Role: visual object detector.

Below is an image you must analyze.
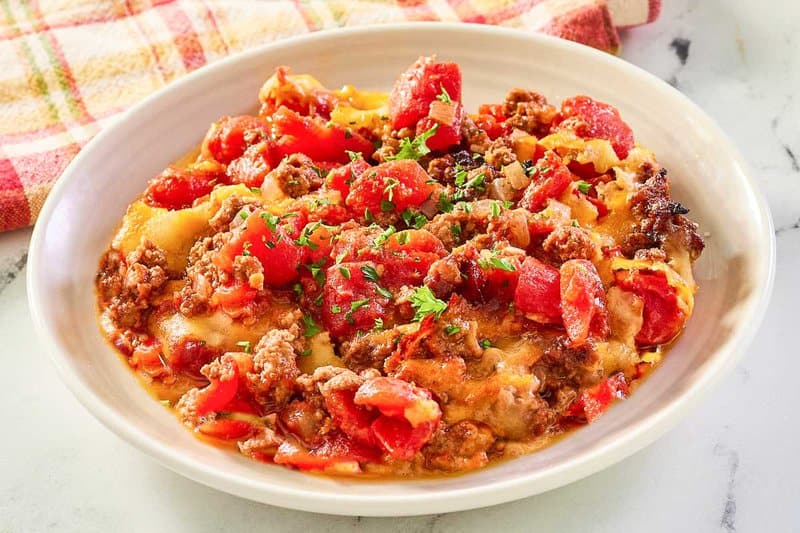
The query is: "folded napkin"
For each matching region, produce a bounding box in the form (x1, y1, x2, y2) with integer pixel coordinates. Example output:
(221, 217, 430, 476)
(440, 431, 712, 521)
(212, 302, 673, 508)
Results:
(0, 0, 660, 232)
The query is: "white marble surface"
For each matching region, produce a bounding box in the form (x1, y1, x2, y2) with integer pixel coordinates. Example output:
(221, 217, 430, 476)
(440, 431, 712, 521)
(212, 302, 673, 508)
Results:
(2, 1, 799, 531)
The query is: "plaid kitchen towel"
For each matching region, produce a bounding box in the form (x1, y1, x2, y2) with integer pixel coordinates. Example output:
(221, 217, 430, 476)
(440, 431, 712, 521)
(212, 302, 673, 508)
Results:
(0, 0, 660, 232)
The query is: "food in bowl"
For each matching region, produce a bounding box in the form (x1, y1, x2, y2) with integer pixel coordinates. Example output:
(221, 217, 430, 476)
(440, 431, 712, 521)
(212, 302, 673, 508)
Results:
(96, 56, 704, 477)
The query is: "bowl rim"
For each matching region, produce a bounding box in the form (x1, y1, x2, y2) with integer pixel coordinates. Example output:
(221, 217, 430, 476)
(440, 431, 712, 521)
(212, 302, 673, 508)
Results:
(27, 22, 776, 516)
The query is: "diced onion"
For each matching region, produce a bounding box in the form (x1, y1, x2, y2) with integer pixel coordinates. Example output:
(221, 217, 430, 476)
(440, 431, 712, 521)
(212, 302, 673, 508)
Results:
(419, 198, 438, 218)
(502, 161, 530, 190)
(429, 100, 456, 127)
(488, 178, 514, 201)
(507, 209, 531, 248)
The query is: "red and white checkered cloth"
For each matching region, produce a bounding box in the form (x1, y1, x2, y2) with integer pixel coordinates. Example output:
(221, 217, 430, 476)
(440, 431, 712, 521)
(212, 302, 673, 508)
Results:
(0, 0, 660, 232)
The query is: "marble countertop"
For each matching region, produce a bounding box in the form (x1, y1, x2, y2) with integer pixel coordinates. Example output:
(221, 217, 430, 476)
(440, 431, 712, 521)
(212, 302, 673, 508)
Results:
(2, 1, 798, 531)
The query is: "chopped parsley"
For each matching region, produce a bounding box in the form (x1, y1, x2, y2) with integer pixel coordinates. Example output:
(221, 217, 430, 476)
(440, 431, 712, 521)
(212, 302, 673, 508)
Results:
(304, 258, 327, 285)
(444, 324, 461, 336)
(339, 266, 351, 280)
(239, 210, 249, 220)
(350, 298, 370, 312)
(301, 348, 312, 357)
(375, 285, 393, 299)
(364, 208, 375, 223)
(346, 150, 362, 162)
(258, 211, 281, 233)
(331, 304, 342, 314)
(334, 251, 347, 264)
(387, 123, 439, 161)
(235, 340, 251, 353)
(372, 225, 396, 248)
(479, 253, 517, 272)
(450, 224, 462, 238)
(295, 222, 322, 250)
(373, 317, 385, 331)
(360, 265, 380, 282)
(242, 241, 252, 257)
(249, 186, 261, 194)
(409, 286, 448, 322)
(437, 192, 454, 213)
(380, 199, 396, 212)
(383, 177, 400, 202)
(490, 201, 501, 219)
(292, 283, 303, 298)
(453, 172, 486, 201)
(401, 208, 427, 229)
(436, 84, 452, 104)
(479, 339, 493, 349)
(395, 231, 410, 245)
(302, 315, 321, 337)
(576, 180, 592, 194)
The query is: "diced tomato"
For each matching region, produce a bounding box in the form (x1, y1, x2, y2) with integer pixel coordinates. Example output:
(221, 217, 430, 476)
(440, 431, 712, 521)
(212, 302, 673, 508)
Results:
(560, 259, 609, 346)
(323, 389, 376, 445)
(332, 228, 446, 288)
(144, 166, 221, 210)
(259, 66, 339, 119)
(214, 210, 308, 288)
(553, 96, 635, 159)
(326, 157, 371, 199)
(370, 415, 435, 461)
(167, 337, 221, 377)
(459, 246, 521, 304)
(195, 356, 240, 416)
(209, 282, 258, 309)
(565, 373, 628, 423)
(197, 418, 255, 440)
(128, 338, 169, 379)
(615, 270, 687, 346)
(272, 107, 375, 164)
(225, 142, 273, 188)
(354, 377, 441, 461)
(473, 112, 509, 140)
(478, 103, 506, 121)
(346, 160, 437, 217)
(519, 151, 573, 212)
(415, 101, 464, 152)
(389, 57, 462, 129)
(514, 256, 562, 324)
(354, 377, 434, 420)
(203, 115, 271, 165)
(321, 261, 392, 338)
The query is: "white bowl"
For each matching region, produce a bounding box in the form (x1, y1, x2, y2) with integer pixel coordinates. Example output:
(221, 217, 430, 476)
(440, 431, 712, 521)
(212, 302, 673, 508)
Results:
(27, 23, 775, 516)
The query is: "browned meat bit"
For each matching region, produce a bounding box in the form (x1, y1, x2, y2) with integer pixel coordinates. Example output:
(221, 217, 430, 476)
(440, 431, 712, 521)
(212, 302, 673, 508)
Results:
(536, 336, 603, 390)
(460, 115, 491, 154)
(423, 420, 495, 472)
(622, 168, 705, 258)
(427, 154, 456, 184)
(483, 136, 517, 168)
(424, 254, 464, 298)
(179, 232, 233, 316)
(97, 240, 168, 330)
(209, 195, 261, 232)
(465, 377, 555, 439)
(339, 327, 403, 371)
(238, 425, 283, 460)
(232, 255, 264, 291)
(423, 208, 490, 250)
(372, 127, 413, 163)
(265, 153, 323, 198)
(542, 225, 600, 264)
(502, 89, 557, 136)
(246, 329, 301, 412)
(425, 303, 483, 359)
(488, 208, 533, 249)
(278, 400, 328, 445)
(633, 247, 667, 262)
(176, 388, 203, 427)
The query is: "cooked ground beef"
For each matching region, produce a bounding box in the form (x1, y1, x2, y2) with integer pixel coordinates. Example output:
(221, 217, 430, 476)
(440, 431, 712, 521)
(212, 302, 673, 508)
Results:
(97, 240, 168, 330)
(423, 420, 495, 471)
(542, 225, 600, 264)
(502, 88, 557, 136)
(460, 115, 491, 154)
(246, 329, 301, 412)
(483, 136, 517, 168)
(265, 153, 323, 198)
